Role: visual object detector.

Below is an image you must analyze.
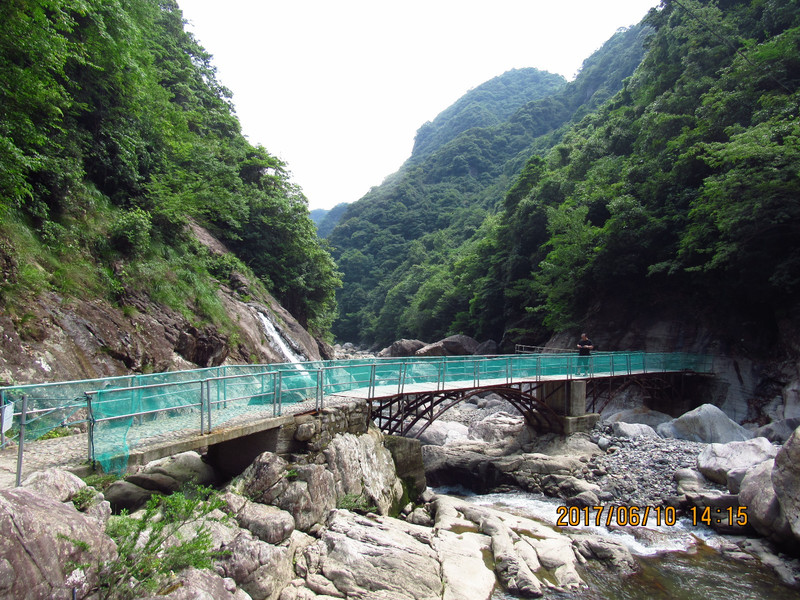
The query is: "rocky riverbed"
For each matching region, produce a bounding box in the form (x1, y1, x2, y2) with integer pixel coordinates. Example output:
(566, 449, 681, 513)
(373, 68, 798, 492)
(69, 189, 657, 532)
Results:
(4, 396, 800, 599)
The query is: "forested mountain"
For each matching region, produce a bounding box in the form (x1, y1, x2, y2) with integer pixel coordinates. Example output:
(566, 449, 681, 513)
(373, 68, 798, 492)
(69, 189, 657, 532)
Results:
(328, 25, 652, 345)
(313, 202, 351, 238)
(0, 0, 340, 336)
(331, 0, 799, 353)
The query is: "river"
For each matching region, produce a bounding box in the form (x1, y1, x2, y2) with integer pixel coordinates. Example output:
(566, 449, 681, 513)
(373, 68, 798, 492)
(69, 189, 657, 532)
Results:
(439, 488, 800, 600)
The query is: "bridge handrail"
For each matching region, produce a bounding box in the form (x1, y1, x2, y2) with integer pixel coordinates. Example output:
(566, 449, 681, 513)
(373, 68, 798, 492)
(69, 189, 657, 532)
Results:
(1, 351, 714, 476)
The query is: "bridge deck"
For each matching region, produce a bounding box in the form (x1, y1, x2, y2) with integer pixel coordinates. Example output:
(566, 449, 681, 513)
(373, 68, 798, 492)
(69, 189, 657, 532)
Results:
(0, 351, 713, 476)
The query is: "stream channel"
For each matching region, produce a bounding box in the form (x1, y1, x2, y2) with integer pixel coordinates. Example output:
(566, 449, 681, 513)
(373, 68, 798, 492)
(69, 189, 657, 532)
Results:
(440, 488, 800, 600)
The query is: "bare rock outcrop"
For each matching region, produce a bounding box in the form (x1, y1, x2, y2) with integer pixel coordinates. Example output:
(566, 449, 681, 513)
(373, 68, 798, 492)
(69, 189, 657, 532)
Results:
(0, 488, 117, 600)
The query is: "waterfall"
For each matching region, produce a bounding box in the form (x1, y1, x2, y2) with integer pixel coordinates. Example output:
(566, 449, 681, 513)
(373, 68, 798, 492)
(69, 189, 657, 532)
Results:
(257, 312, 306, 364)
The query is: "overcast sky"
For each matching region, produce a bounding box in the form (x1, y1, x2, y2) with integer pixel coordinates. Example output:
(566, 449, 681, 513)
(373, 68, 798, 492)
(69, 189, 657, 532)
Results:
(178, 0, 660, 210)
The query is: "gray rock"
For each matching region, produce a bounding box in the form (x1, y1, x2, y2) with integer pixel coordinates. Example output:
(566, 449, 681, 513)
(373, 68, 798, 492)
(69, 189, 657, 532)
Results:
(408, 507, 434, 527)
(468, 411, 532, 447)
(696, 437, 777, 484)
(772, 426, 800, 541)
(657, 404, 753, 443)
(738, 459, 793, 543)
(104, 479, 158, 512)
(324, 429, 404, 516)
(475, 340, 499, 355)
(481, 515, 543, 597)
(726, 467, 751, 494)
(216, 530, 295, 600)
(20, 468, 86, 502)
(235, 452, 289, 504)
(610, 422, 659, 439)
(605, 407, 673, 428)
(572, 534, 637, 573)
(413, 420, 468, 446)
(294, 422, 316, 442)
(0, 488, 117, 600)
(314, 510, 443, 599)
(441, 334, 479, 356)
(272, 465, 336, 531)
(673, 468, 712, 495)
(377, 339, 426, 357)
(754, 418, 800, 444)
(236, 498, 295, 545)
(138, 567, 252, 600)
(125, 472, 181, 494)
(141, 450, 220, 487)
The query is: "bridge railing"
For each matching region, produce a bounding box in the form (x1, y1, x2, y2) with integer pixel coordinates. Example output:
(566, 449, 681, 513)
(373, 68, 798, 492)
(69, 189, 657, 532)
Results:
(1, 351, 713, 477)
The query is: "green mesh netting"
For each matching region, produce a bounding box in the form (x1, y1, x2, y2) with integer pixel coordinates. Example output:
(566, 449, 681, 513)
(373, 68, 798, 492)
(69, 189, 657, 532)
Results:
(0, 352, 714, 472)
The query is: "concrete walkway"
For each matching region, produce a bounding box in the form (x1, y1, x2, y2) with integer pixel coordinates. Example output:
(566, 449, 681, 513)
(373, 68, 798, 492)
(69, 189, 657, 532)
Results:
(0, 394, 360, 489)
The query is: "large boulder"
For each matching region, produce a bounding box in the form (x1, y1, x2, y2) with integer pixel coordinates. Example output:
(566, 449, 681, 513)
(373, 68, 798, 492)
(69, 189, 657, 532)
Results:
(696, 437, 778, 484)
(412, 420, 469, 446)
(308, 510, 444, 599)
(475, 340, 499, 355)
(323, 429, 405, 515)
(738, 459, 793, 543)
(139, 567, 252, 600)
(468, 412, 532, 448)
(0, 488, 117, 600)
(772, 426, 800, 541)
(415, 335, 479, 357)
(605, 407, 673, 429)
(610, 422, 659, 439)
(20, 468, 86, 502)
(656, 404, 753, 443)
(141, 450, 220, 487)
(754, 417, 800, 444)
(441, 334, 479, 355)
(415, 341, 449, 356)
(216, 530, 295, 600)
(377, 339, 426, 357)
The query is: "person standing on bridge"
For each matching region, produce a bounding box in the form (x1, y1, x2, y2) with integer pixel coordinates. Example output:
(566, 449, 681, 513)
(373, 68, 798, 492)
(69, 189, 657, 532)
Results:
(576, 333, 594, 376)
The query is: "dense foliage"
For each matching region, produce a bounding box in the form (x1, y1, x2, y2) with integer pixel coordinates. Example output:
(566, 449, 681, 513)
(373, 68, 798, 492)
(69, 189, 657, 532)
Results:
(0, 0, 340, 334)
(312, 202, 351, 238)
(328, 27, 651, 345)
(330, 0, 799, 351)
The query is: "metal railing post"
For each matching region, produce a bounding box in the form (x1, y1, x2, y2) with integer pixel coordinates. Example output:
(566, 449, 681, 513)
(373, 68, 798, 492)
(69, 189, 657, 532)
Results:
(85, 392, 95, 466)
(369, 364, 377, 398)
(316, 369, 323, 411)
(200, 379, 205, 434)
(277, 371, 283, 416)
(272, 372, 279, 417)
(15, 395, 27, 487)
(206, 379, 213, 432)
(0, 392, 5, 448)
(398, 363, 407, 395)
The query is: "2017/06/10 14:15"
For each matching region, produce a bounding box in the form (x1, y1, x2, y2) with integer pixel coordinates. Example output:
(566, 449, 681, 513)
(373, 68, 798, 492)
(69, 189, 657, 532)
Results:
(555, 505, 750, 528)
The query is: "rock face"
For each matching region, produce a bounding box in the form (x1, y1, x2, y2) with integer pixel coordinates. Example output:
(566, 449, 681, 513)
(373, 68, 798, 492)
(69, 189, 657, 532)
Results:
(0, 488, 117, 600)
(657, 404, 754, 443)
(0, 223, 322, 385)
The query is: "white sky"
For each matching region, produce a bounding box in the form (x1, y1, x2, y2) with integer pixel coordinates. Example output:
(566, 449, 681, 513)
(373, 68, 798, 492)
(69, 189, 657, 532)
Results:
(178, 0, 660, 210)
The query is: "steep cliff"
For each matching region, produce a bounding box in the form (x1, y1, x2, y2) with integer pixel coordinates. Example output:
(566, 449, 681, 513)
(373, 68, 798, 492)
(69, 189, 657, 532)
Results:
(0, 224, 327, 386)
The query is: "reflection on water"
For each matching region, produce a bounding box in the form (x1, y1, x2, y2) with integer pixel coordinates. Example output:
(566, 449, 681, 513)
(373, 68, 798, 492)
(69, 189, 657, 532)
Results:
(437, 488, 800, 600)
